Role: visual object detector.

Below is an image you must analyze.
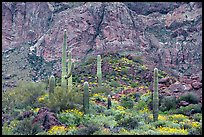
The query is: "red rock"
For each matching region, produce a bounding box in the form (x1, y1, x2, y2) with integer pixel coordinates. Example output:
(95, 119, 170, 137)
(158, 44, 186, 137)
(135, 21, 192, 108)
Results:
(191, 81, 202, 89)
(179, 100, 189, 107)
(168, 82, 185, 92)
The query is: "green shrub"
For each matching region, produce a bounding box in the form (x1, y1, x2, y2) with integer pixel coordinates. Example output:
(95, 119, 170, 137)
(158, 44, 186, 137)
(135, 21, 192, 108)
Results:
(109, 80, 120, 88)
(121, 67, 129, 75)
(2, 81, 46, 113)
(160, 96, 177, 111)
(176, 104, 202, 115)
(91, 86, 111, 95)
(192, 113, 202, 122)
(43, 86, 83, 112)
(178, 92, 199, 104)
(2, 123, 13, 135)
(120, 96, 134, 109)
(117, 114, 140, 129)
(130, 81, 139, 88)
(58, 109, 83, 127)
(12, 117, 43, 135)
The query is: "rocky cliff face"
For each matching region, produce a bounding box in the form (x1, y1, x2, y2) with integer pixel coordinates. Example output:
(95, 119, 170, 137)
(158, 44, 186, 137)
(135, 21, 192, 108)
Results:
(2, 2, 202, 87)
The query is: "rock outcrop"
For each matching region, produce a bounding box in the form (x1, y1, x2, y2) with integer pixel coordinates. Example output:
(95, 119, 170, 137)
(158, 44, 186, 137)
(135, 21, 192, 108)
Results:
(2, 2, 202, 90)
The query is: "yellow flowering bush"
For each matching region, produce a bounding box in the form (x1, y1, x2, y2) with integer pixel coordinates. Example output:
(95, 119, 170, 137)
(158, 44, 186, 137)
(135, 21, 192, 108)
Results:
(37, 93, 49, 102)
(63, 109, 84, 117)
(191, 121, 201, 129)
(139, 107, 150, 114)
(156, 126, 188, 135)
(148, 115, 168, 121)
(33, 107, 40, 113)
(168, 114, 188, 123)
(47, 125, 68, 135)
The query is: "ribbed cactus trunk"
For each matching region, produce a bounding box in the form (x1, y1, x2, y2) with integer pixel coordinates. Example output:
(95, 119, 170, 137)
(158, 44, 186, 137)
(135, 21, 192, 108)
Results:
(97, 55, 102, 87)
(153, 68, 159, 122)
(83, 82, 89, 114)
(68, 51, 72, 91)
(49, 75, 55, 95)
(107, 95, 112, 109)
(61, 29, 67, 89)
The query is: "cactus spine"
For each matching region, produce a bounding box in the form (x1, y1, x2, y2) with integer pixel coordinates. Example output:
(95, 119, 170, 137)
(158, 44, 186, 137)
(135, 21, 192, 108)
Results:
(153, 68, 159, 122)
(61, 29, 67, 89)
(83, 81, 89, 114)
(68, 51, 72, 90)
(97, 55, 102, 87)
(107, 95, 112, 109)
(49, 75, 55, 95)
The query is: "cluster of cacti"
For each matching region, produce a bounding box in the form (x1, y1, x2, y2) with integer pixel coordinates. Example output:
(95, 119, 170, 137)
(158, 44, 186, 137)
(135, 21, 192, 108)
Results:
(83, 81, 89, 114)
(153, 68, 159, 122)
(49, 75, 55, 95)
(61, 29, 67, 89)
(97, 55, 102, 87)
(107, 94, 112, 109)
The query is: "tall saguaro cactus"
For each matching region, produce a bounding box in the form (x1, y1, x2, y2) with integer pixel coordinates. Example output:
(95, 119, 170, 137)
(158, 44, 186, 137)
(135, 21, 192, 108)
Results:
(49, 75, 55, 95)
(97, 55, 102, 87)
(83, 81, 89, 114)
(61, 29, 67, 89)
(68, 51, 72, 90)
(153, 68, 159, 122)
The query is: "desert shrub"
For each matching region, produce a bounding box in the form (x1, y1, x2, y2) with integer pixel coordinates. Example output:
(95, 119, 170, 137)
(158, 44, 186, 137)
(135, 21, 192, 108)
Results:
(117, 114, 140, 129)
(2, 81, 46, 113)
(188, 122, 202, 135)
(58, 109, 83, 127)
(91, 85, 111, 95)
(75, 114, 117, 135)
(135, 92, 152, 110)
(131, 56, 143, 63)
(178, 92, 199, 104)
(121, 67, 129, 75)
(89, 101, 106, 114)
(109, 80, 120, 88)
(2, 123, 14, 135)
(176, 104, 202, 115)
(192, 113, 202, 122)
(160, 96, 177, 111)
(74, 124, 100, 135)
(12, 117, 43, 135)
(43, 86, 83, 112)
(130, 81, 139, 88)
(120, 96, 134, 109)
(84, 55, 96, 65)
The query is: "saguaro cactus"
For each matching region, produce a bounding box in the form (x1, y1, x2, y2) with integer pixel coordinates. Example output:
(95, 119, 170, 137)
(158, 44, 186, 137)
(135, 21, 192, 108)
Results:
(49, 75, 55, 95)
(61, 29, 67, 89)
(97, 55, 102, 87)
(107, 95, 112, 109)
(83, 81, 89, 114)
(68, 51, 72, 90)
(153, 68, 159, 122)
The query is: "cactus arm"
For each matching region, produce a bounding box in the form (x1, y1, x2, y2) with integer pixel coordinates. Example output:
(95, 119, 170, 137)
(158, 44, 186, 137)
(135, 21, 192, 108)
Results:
(65, 63, 74, 79)
(153, 68, 159, 121)
(61, 29, 67, 89)
(68, 51, 72, 90)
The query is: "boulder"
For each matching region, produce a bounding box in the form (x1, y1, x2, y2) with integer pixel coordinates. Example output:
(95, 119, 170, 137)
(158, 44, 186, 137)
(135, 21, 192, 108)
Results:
(191, 81, 202, 90)
(32, 107, 65, 131)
